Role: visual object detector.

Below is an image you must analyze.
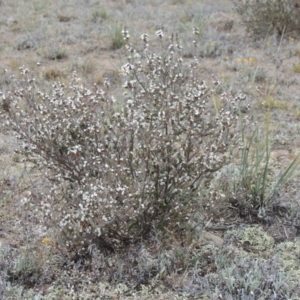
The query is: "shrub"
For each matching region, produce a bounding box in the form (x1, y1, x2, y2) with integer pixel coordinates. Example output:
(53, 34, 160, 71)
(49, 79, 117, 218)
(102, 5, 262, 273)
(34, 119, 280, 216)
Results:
(232, 0, 300, 39)
(1, 30, 248, 255)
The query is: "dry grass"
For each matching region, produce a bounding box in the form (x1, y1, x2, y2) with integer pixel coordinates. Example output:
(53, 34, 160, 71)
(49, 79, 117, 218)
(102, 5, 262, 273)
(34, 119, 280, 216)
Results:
(258, 95, 289, 110)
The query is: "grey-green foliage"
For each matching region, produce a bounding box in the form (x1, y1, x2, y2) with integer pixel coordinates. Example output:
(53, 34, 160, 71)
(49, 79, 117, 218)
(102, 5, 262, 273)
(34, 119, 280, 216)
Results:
(190, 244, 299, 299)
(233, 0, 300, 39)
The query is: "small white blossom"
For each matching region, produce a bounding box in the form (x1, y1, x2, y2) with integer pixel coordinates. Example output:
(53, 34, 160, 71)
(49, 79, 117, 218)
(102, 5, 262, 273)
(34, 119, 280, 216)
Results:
(156, 30, 163, 38)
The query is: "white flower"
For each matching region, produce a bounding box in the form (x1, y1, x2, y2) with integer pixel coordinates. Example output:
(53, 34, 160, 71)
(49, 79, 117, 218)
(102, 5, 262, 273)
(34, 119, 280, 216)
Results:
(121, 63, 135, 74)
(127, 99, 134, 106)
(140, 33, 148, 42)
(95, 228, 102, 236)
(156, 30, 163, 38)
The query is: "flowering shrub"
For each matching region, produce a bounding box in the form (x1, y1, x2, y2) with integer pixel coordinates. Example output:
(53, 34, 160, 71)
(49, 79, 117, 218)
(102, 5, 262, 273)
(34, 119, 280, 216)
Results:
(1, 30, 248, 254)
